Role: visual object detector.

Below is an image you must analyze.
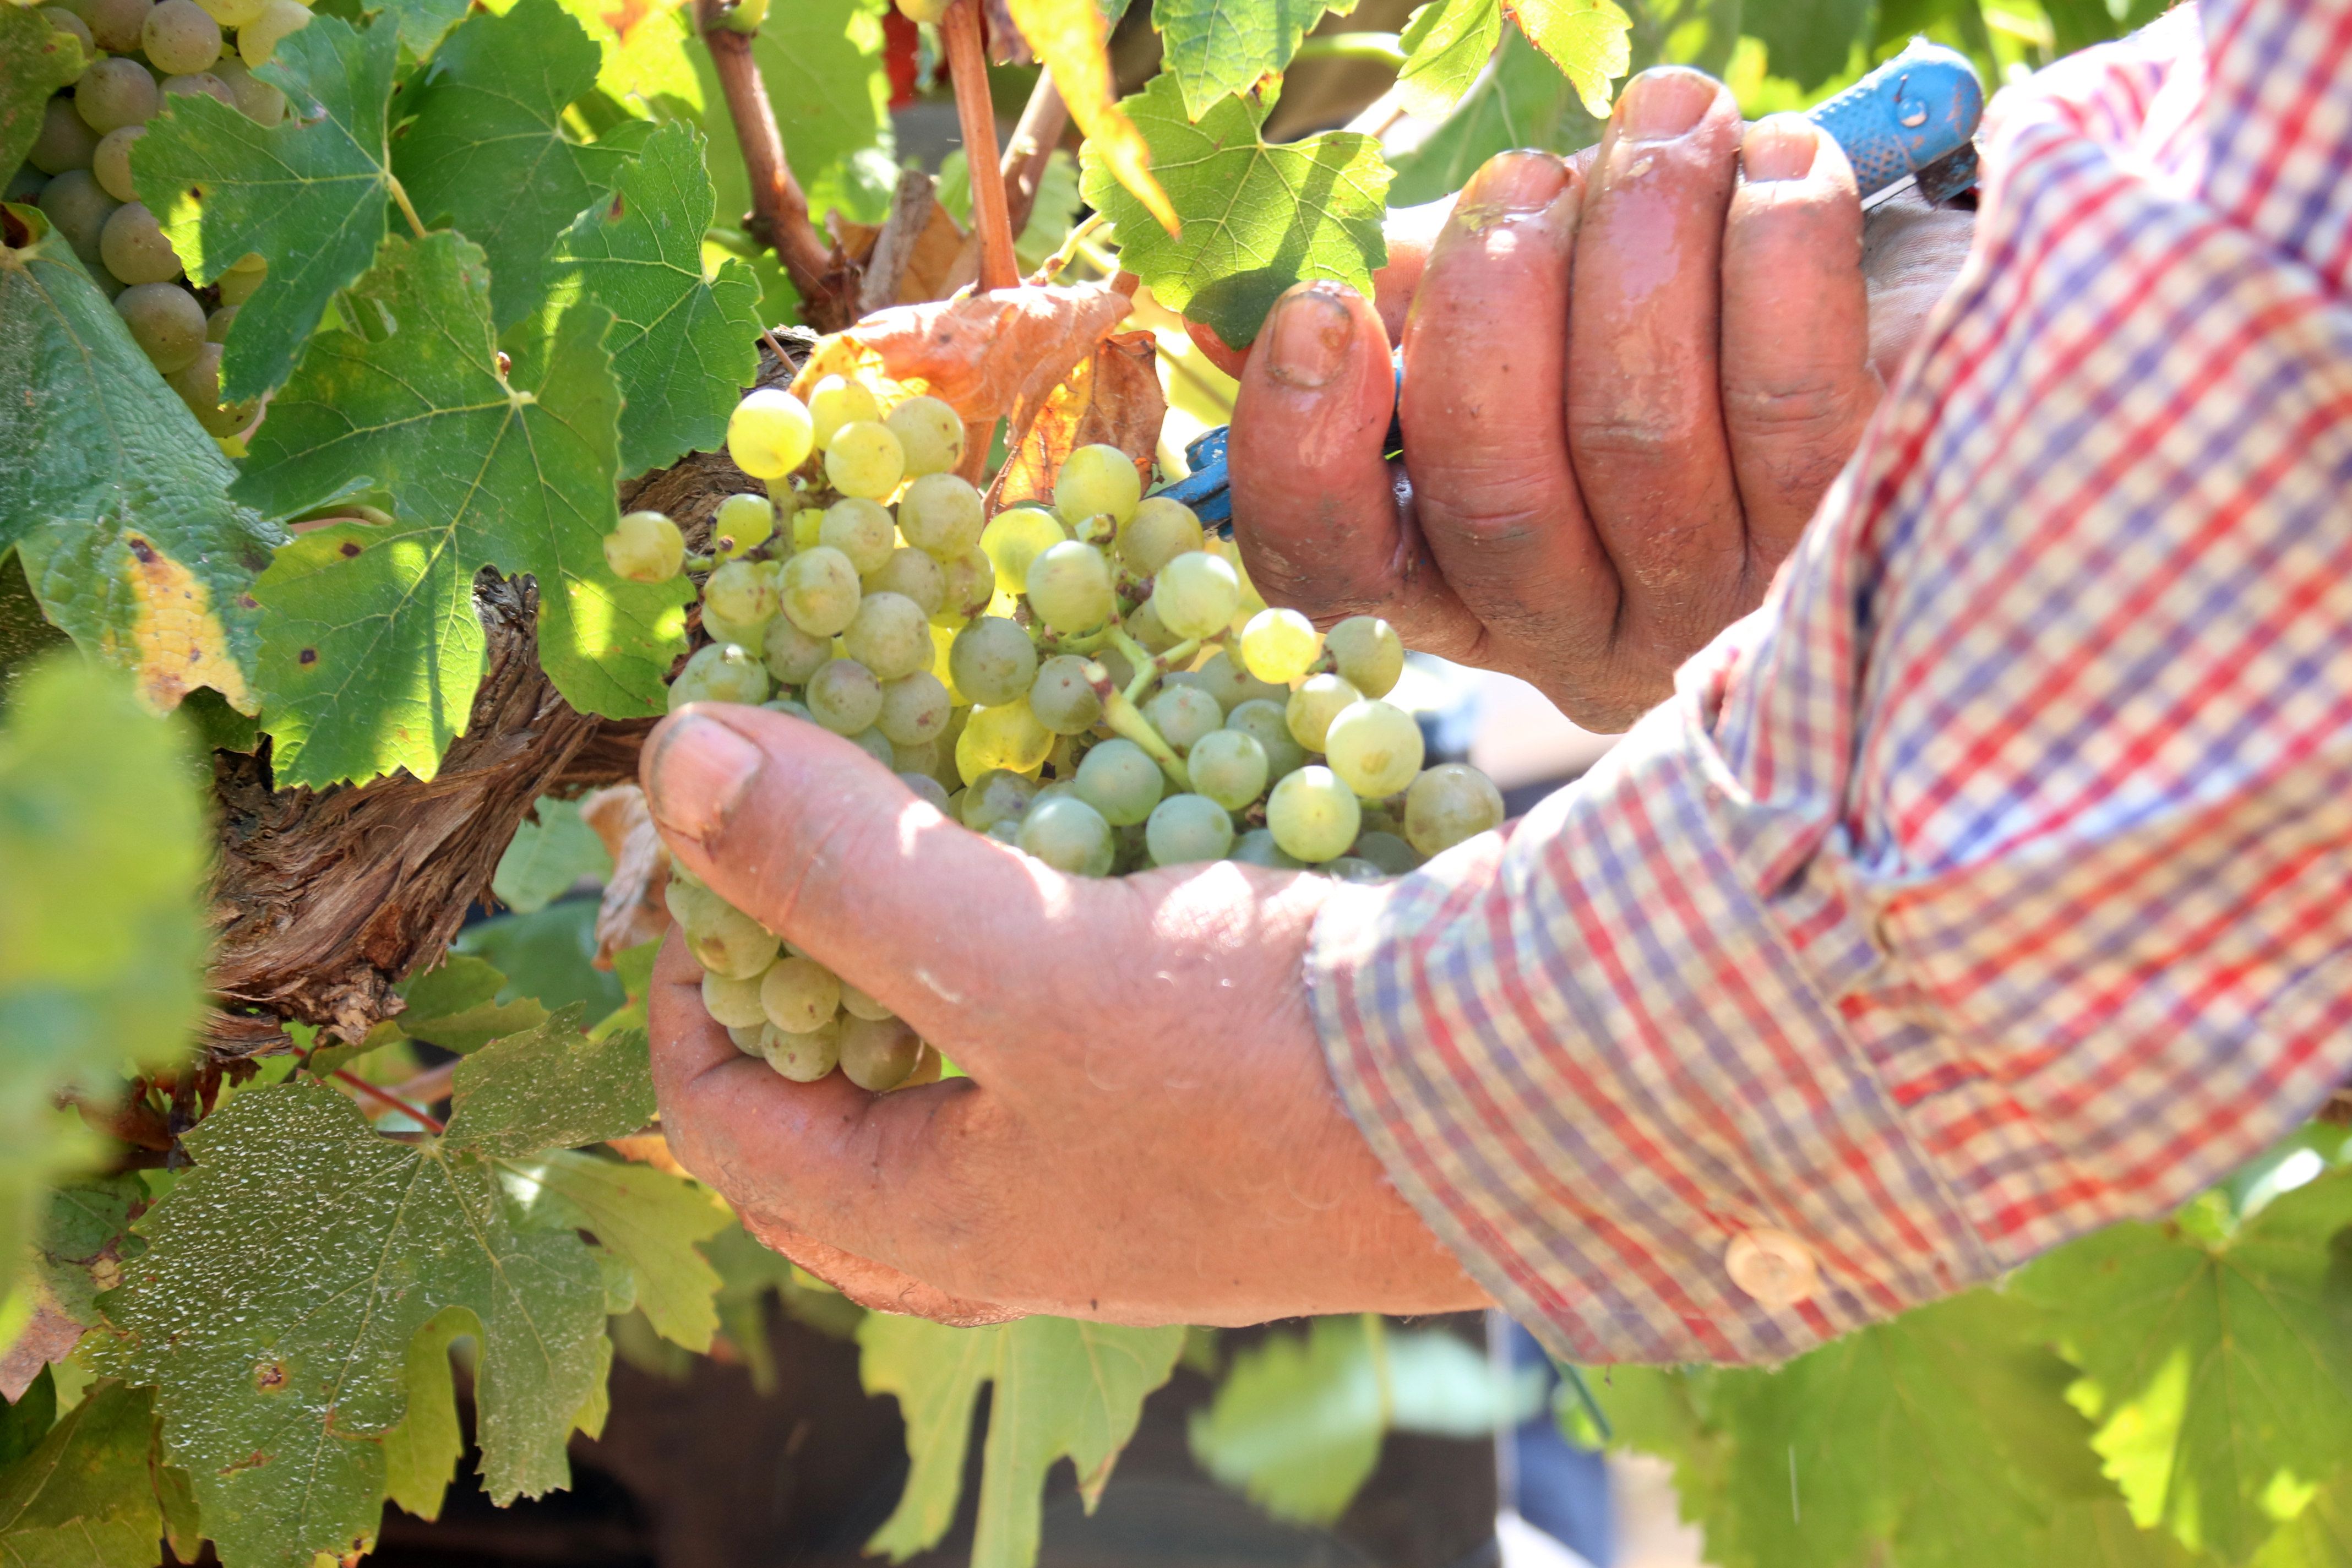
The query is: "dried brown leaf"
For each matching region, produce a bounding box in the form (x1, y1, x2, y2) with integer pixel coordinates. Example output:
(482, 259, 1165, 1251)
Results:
(580, 784, 670, 968)
(992, 330, 1166, 511)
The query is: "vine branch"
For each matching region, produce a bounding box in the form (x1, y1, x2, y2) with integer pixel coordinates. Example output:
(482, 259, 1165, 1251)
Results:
(693, 0, 856, 328)
(941, 0, 1021, 292)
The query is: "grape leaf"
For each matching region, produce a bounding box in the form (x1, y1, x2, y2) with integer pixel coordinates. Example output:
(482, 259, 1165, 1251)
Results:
(375, 0, 471, 53)
(551, 0, 703, 113)
(0, 214, 279, 712)
(1397, 0, 1504, 119)
(390, 0, 641, 329)
(545, 121, 762, 477)
(31, 1177, 147, 1331)
(106, 1015, 652, 1568)
(507, 1151, 726, 1352)
(129, 14, 401, 402)
(390, 955, 549, 1054)
(1081, 74, 1388, 347)
(230, 231, 688, 788)
(493, 797, 613, 916)
(1188, 1315, 1384, 1526)
(379, 1308, 473, 1523)
(695, 0, 897, 245)
(860, 1315, 1184, 1568)
(1151, 0, 1358, 119)
(2256, 1476, 2352, 1568)
(0, 1371, 54, 1477)
(1, 9, 84, 178)
(455, 901, 626, 1019)
(1386, 26, 1594, 205)
(0, 1381, 161, 1568)
(1741, 0, 1870, 90)
(2016, 1170, 2352, 1561)
(1004, 0, 1177, 233)
(0, 657, 205, 1307)
(1500, 0, 1630, 118)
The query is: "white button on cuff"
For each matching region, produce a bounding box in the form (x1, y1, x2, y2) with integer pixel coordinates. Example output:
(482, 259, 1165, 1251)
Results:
(1725, 1229, 1819, 1308)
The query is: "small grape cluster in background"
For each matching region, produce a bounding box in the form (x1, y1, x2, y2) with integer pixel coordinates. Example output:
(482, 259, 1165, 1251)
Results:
(607, 374, 1509, 1086)
(12, 0, 295, 435)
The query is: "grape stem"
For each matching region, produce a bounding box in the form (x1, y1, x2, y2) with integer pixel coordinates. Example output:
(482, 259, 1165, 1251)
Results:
(332, 1069, 448, 1135)
(1035, 210, 1111, 284)
(1105, 626, 1198, 704)
(388, 175, 428, 241)
(1087, 665, 1192, 791)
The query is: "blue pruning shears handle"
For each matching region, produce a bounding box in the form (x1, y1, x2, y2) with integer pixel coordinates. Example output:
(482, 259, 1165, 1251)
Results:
(1163, 39, 1984, 532)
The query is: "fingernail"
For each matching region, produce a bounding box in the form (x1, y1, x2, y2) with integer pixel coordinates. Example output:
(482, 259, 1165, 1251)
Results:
(1264, 285, 1354, 390)
(1460, 148, 1570, 216)
(646, 712, 760, 843)
(1616, 67, 1716, 141)
(1742, 114, 1819, 181)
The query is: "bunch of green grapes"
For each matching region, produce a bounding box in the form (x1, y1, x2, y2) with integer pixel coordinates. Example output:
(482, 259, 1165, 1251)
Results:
(609, 373, 1508, 1086)
(10, 0, 294, 437)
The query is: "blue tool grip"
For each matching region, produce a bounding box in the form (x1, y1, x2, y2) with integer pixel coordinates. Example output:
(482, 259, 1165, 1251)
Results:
(1162, 40, 1985, 531)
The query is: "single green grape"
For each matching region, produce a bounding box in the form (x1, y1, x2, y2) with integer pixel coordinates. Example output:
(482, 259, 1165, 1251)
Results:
(1053, 443, 1143, 529)
(1025, 539, 1115, 634)
(1238, 608, 1322, 686)
(712, 492, 775, 559)
(217, 253, 266, 306)
(1117, 496, 1204, 576)
(949, 616, 1038, 707)
(935, 547, 995, 627)
(1150, 551, 1242, 640)
(37, 172, 115, 278)
(841, 983, 894, 1021)
(1018, 794, 1115, 876)
(1186, 727, 1269, 811)
(900, 771, 952, 812)
(896, 733, 944, 775)
(762, 612, 830, 685)
(161, 73, 235, 108)
(863, 546, 946, 618)
(843, 591, 932, 680)
(1193, 648, 1287, 714)
(83, 0, 151, 54)
(605, 509, 685, 584)
(90, 126, 143, 203)
(1286, 673, 1363, 752)
(704, 601, 770, 652)
(1028, 654, 1103, 735)
(75, 58, 159, 134)
(848, 726, 896, 767)
(686, 900, 780, 980)
(979, 506, 1066, 596)
(701, 969, 769, 1029)
(668, 642, 770, 710)
(778, 545, 863, 637)
(143, 0, 220, 72)
(1324, 699, 1425, 798)
(1326, 614, 1405, 698)
(825, 420, 905, 499)
(1267, 765, 1362, 863)
(165, 343, 254, 435)
(757, 954, 841, 1034)
(805, 658, 884, 736)
(703, 557, 778, 628)
(1224, 698, 1307, 781)
(213, 58, 285, 122)
(876, 670, 951, 747)
(113, 282, 205, 373)
(29, 99, 99, 177)
(954, 698, 1052, 784)
(195, 0, 265, 25)
(840, 1016, 923, 1090)
(1074, 738, 1163, 826)
(99, 201, 181, 285)
(1403, 763, 1506, 857)
(807, 374, 879, 449)
(1123, 596, 1180, 653)
(1145, 683, 1222, 755)
(1145, 793, 1234, 865)
(960, 768, 1039, 834)
(727, 388, 814, 479)
(763, 696, 813, 722)
(205, 303, 237, 344)
(1231, 827, 1304, 869)
(815, 496, 891, 574)
(726, 1022, 764, 1054)
(885, 394, 963, 477)
(237, 0, 310, 68)
(899, 472, 986, 558)
(762, 1019, 841, 1082)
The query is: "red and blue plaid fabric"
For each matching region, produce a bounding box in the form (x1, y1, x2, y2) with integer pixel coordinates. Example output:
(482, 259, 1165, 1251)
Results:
(1310, 0, 2352, 1364)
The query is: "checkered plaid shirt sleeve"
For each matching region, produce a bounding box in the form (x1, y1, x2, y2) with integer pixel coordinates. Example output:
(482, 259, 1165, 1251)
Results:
(1308, 0, 2352, 1364)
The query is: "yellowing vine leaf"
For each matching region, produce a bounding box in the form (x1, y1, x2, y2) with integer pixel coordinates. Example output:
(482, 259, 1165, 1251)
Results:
(990, 329, 1164, 510)
(1501, 0, 1630, 118)
(1004, 0, 1179, 236)
(0, 1381, 162, 1568)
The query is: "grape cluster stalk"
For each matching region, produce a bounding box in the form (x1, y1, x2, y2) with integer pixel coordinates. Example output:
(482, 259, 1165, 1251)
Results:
(15, 0, 301, 435)
(613, 374, 1509, 1087)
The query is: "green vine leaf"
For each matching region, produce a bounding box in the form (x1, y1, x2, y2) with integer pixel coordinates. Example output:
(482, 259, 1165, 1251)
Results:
(391, 0, 645, 329)
(1150, 0, 1358, 120)
(1397, 0, 1504, 119)
(545, 120, 763, 477)
(1188, 1315, 1385, 1526)
(104, 1014, 651, 1568)
(231, 230, 688, 788)
(1742, 0, 1871, 91)
(129, 14, 402, 403)
(0, 214, 279, 712)
(379, 1307, 474, 1524)
(860, 1315, 1185, 1568)
(1500, 0, 1630, 118)
(0, 1381, 163, 1568)
(507, 1151, 727, 1352)
(1, 8, 84, 177)
(0, 656, 206, 1305)
(1082, 74, 1389, 349)
(2016, 1169, 2352, 1562)
(1385, 25, 1592, 206)
(493, 797, 614, 916)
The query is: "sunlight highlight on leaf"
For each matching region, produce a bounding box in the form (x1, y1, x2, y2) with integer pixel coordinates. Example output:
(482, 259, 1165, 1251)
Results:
(1004, 0, 1180, 236)
(1501, 0, 1630, 117)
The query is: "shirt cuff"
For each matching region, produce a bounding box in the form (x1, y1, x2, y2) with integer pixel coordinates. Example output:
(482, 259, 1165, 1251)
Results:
(1305, 699, 2000, 1365)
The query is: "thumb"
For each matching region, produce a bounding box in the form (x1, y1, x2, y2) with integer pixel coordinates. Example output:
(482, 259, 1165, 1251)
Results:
(638, 703, 1118, 1069)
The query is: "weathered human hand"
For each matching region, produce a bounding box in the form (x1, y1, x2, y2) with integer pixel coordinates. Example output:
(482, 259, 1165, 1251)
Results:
(640, 704, 1491, 1324)
(1217, 67, 1975, 731)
